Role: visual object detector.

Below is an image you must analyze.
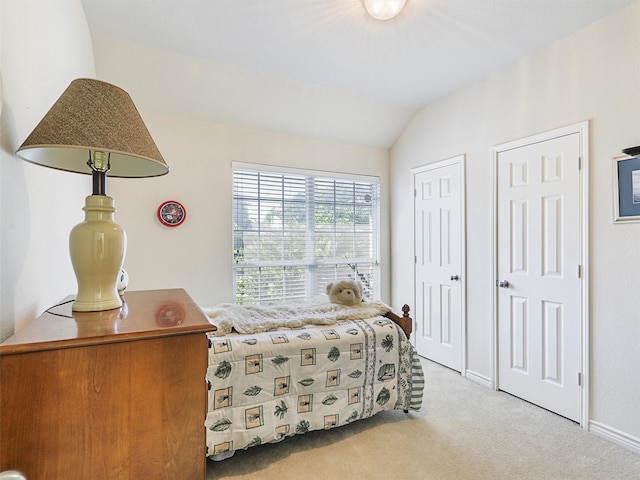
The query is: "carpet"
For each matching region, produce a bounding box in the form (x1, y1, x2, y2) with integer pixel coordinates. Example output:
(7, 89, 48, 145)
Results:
(206, 357, 640, 479)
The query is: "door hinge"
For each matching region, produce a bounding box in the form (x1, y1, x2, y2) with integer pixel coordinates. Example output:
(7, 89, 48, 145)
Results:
(578, 372, 582, 386)
(414, 255, 417, 264)
(578, 156, 582, 170)
(578, 264, 582, 278)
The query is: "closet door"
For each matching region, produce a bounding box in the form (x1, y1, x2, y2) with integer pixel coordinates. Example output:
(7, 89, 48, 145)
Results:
(495, 131, 582, 422)
(413, 156, 465, 372)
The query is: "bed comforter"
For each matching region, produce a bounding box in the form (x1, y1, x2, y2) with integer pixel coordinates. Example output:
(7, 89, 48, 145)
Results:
(204, 315, 424, 458)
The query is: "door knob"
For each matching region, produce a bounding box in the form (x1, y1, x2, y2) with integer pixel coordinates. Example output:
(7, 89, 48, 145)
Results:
(450, 275, 459, 281)
(496, 280, 510, 288)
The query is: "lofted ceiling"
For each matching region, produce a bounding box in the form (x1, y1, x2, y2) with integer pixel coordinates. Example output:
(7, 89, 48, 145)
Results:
(81, 0, 637, 148)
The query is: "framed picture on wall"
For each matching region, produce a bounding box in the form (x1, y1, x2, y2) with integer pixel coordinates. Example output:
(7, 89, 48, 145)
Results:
(613, 154, 640, 222)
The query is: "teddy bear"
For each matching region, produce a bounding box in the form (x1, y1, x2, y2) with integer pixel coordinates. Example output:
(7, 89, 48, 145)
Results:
(326, 279, 363, 306)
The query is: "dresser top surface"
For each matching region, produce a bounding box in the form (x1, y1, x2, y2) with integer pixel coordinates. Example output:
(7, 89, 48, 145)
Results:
(0, 288, 216, 354)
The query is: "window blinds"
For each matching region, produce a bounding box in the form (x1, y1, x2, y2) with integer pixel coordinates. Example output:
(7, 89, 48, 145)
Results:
(233, 167, 380, 305)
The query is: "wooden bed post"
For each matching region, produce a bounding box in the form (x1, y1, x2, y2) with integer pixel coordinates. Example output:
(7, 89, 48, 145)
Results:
(384, 304, 412, 339)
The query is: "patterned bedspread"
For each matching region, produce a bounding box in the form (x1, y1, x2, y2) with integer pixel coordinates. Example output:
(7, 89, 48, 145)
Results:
(205, 315, 424, 458)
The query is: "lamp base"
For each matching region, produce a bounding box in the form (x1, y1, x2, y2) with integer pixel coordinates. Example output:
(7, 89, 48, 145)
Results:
(73, 295, 122, 313)
(70, 195, 126, 312)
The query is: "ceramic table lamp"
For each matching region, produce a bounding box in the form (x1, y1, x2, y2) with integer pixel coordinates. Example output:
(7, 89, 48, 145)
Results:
(16, 78, 168, 311)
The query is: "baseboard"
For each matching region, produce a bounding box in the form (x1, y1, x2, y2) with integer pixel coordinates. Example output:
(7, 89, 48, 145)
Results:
(464, 369, 492, 389)
(589, 420, 640, 454)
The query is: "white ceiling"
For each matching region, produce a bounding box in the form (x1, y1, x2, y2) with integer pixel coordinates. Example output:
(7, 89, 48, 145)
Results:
(81, 0, 637, 148)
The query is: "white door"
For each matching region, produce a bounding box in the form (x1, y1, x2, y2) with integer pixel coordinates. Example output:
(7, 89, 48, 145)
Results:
(496, 131, 583, 422)
(414, 156, 465, 372)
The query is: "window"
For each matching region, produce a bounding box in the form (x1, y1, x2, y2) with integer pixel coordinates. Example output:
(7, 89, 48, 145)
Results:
(233, 164, 380, 305)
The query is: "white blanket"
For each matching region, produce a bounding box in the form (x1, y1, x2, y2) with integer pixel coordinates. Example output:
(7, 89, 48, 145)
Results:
(202, 300, 392, 334)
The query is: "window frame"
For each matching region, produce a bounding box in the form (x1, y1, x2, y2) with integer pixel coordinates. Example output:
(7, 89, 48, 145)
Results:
(232, 162, 380, 305)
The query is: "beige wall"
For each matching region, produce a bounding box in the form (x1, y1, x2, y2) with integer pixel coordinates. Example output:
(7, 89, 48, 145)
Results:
(0, 0, 95, 339)
(391, 1, 640, 447)
(108, 114, 391, 308)
(90, 35, 393, 309)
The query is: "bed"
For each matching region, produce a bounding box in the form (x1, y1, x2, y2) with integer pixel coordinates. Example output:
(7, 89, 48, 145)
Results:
(201, 300, 425, 460)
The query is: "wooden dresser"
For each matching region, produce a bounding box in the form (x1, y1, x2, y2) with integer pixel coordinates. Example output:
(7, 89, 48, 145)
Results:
(0, 288, 215, 479)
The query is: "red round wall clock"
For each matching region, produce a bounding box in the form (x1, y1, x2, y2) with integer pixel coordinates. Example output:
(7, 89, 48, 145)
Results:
(157, 200, 186, 227)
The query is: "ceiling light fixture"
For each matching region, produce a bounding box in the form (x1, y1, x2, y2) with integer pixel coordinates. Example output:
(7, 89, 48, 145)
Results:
(363, 0, 407, 20)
